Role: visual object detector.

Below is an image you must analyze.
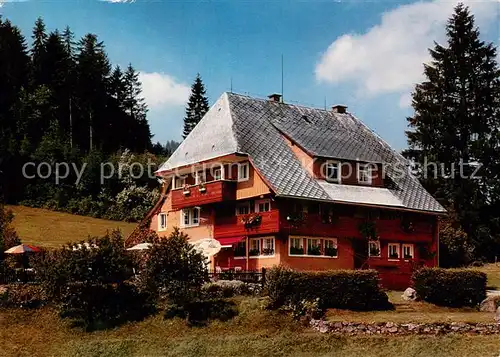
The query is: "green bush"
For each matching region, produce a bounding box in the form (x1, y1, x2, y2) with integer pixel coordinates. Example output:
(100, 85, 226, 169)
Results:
(0, 284, 47, 309)
(412, 267, 486, 307)
(202, 280, 261, 298)
(265, 266, 392, 311)
(164, 298, 238, 326)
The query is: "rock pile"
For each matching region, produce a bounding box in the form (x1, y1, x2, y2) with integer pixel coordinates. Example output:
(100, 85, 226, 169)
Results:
(310, 320, 500, 335)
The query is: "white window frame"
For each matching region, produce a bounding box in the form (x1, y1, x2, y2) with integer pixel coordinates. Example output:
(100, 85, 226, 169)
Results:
(388, 243, 400, 260)
(255, 199, 271, 213)
(402, 244, 414, 260)
(158, 213, 167, 231)
(235, 202, 251, 216)
(368, 240, 381, 257)
(238, 162, 250, 182)
(289, 237, 304, 256)
(181, 207, 200, 228)
(307, 238, 321, 256)
(195, 171, 206, 185)
(325, 160, 341, 183)
(249, 236, 275, 258)
(173, 176, 187, 189)
(357, 163, 373, 185)
(323, 238, 338, 258)
(213, 167, 222, 181)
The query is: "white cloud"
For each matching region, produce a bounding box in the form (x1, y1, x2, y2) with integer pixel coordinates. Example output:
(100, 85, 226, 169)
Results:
(100, 0, 136, 3)
(139, 71, 190, 109)
(316, 0, 499, 97)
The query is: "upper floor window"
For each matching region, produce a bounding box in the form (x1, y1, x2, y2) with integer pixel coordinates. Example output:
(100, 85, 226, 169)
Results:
(255, 199, 271, 213)
(195, 171, 206, 185)
(357, 163, 373, 185)
(388, 243, 400, 260)
(238, 162, 249, 182)
(236, 202, 251, 215)
(325, 161, 341, 183)
(181, 207, 200, 227)
(158, 213, 167, 231)
(213, 167, 222, 181)
(173, 176, 186, 189)
(402, 244, 414, 260)
(368, 240, 381, 257)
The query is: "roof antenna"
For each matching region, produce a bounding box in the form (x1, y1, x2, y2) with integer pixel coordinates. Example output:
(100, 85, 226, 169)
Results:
(281, 54, 284, 102)
(324, 96, 327, 110)
(230, 77, 233, 93)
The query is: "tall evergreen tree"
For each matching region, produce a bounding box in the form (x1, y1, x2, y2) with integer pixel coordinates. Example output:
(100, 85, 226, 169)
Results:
(182, 73, 209, 139)
(404, 3, 500, 261)
(31, 17, 48, 86)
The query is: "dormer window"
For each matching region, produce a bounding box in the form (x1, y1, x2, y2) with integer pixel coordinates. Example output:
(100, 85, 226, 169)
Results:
(173, 176, 186, 189)
(325, 161, 341, 183)
(357, 163, 373, 185)
(195, 171, 206, 185)
(238, 162, 249, 182)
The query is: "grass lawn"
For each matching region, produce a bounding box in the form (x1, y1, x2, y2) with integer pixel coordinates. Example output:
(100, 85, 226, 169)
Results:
(478, 263, 500, 289)
(6, 205, 137, 248)
(326, 291, 493, 324)
(1, 297, 500, 357)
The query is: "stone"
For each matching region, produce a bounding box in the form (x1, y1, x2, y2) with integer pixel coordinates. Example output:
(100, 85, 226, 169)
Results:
(480, 295, 500, 312)
(401, 287, 417, 301)
(495, 306, 500, 324)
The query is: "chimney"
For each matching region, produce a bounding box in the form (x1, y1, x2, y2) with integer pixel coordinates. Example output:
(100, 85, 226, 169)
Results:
(331, 104, 347, 114)
(268, 93, 282, 103)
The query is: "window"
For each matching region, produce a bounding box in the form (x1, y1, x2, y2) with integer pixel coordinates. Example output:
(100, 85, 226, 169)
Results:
(181, 208, 200, 227)
(368, 241, 381, 257)
(255, 199, 271, 213)
(388, 243, 400, 260)
(174, 176, 187, 189)
(357, 163, 373, 185)
(262, 237, 274, 255)
(249, 238, 260, 256)
(324, 239, 338, 257)
(236, 202, 250, 215)
(402, 244, 414, 260)
(325, 161, 341, 183)
(158, 213, 167, 231)
(249, 237, 275, 257)
(307, 238, 321, 256)
(213, 167, 222, 181)
(234, 241, 246, 257)
(289, 237, 304, 255)
(195, 171, 206, 185)
(238, 162, 249, 181)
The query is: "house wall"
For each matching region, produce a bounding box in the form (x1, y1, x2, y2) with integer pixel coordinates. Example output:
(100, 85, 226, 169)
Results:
(234, 163, 271, 200)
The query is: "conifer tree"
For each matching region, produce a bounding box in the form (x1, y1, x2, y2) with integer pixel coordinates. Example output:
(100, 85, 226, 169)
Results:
(31, 17, 48, 85)
(182, 73, 209, 139)
(404, 3, 500, 261)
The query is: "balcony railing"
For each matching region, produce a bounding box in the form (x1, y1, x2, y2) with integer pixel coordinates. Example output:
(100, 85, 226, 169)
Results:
(214, 210, 280, 239)
(171, 180, 236, 210)
(281, 214, 433, 241)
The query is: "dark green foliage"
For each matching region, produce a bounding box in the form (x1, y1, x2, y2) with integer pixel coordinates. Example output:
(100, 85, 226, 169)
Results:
(139, 228, 208, 304)
(404, 4, 500, 264)
(0, 204, 21, 255)
(164, 299, 238, 326)
(182, 73, 209, 139)
(0, 284, 47, 309)
(33, 230, 155, 330)
(265, 266, 392, 311)
(412, 267, 487, 307)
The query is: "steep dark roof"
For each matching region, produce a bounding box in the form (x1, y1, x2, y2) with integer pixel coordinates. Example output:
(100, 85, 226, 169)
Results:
(160, 92, 445, 213)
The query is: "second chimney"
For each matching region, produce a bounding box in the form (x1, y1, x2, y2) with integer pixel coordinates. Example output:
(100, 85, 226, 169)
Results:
(268, 93, 282, 103)
(331, 104, 347, 114)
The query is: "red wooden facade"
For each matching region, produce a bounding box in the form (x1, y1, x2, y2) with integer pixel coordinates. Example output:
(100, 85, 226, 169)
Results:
(171, 180, 237, 210)
(214, 210, 280, 239)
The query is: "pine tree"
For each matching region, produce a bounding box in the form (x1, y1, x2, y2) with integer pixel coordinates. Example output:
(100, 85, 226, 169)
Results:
(404, 4, 500, 261)
(182, 73, 209, 139)
(31, 17, 48, 85)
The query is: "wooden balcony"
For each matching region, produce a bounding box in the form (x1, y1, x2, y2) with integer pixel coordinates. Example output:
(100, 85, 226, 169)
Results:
(214, 210, 280, 239)
(171, 180, 236, 210)
(281, 214, 433, 242)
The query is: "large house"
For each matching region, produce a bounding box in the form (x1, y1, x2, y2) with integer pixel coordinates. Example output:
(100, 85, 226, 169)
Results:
(146, 92, 445, 289)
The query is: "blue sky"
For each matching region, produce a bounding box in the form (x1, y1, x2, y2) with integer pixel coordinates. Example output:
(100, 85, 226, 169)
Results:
(1, 0, 499, 150)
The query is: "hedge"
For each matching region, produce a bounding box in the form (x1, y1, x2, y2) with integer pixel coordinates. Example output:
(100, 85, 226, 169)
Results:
(265, 266, 392, 311)
(412, 267, 486, 307)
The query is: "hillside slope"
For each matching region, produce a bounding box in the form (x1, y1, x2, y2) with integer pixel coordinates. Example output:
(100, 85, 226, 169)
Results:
(7, 205, 137, 248)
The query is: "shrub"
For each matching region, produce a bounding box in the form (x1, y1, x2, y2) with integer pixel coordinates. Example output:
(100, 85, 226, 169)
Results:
(283, 298, 324, 321)
(202, 280, 261, 298)
(265, 266, 392, 311)
(164, 298, 238, 326)
(0, 284, 47, 309)
(139, 228, 208, 304)
(412, 267, 486, 307)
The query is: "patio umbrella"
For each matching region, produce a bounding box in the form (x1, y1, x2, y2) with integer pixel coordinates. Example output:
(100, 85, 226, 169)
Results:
(4, 244, 41, 254)
(191, 238, 221, 258)
(126, 242, 152, 251)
